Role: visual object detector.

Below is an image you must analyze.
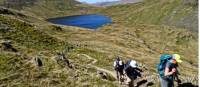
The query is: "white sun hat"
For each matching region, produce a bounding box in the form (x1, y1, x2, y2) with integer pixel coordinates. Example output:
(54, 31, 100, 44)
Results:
(130, 60, 137, 68)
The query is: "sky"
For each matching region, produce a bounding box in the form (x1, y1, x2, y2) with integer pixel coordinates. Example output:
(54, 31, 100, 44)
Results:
(76, 0, 120, 4)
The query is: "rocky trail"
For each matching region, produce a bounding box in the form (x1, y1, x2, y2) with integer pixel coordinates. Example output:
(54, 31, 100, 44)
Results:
(0, 49, 198, 87)
(76, 53, 198, 87)
(78, 54, 117, 80)
(77, 54, 160, 87)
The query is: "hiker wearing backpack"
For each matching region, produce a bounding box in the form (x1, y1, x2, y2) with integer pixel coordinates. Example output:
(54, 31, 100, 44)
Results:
(113, 56, 125, 83)
(124, 60, 143, 87)
(157, 54, 182, 87)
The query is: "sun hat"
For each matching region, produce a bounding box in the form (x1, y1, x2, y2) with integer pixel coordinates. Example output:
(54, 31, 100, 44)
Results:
(130, 60, 137, 68)
(172, 54, 182, 63)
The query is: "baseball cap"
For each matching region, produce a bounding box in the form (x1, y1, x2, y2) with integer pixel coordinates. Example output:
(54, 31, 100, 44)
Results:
(172, 54, 182, 63)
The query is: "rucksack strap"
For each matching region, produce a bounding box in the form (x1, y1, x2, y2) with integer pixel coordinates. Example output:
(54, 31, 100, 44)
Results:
(124, 60, 131, 70)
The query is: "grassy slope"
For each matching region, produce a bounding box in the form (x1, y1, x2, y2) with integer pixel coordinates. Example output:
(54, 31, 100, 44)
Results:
(86, 0, 198, 69)
(90, 0, 198, 31)
(0, 0, 93, 19)
(0, 15, 117, 87)
(22, 0, 86, 19)
(84, 0, 197, 85)
(0, 0, 198, 86)
(59, 23, 198, 74)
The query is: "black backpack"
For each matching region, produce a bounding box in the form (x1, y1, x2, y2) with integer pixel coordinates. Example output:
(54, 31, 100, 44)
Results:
(115, 60, 124, 71)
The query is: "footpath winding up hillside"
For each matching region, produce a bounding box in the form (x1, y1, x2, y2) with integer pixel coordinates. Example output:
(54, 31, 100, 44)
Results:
(0, 0, 198, 87)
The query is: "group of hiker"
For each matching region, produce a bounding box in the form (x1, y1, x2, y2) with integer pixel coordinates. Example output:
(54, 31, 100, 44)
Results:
(113, 50, 182, 87)
(114, 57, 143, 87)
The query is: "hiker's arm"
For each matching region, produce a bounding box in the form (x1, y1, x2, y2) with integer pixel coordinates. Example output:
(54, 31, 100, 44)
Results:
(113, 62, 116, 67)
(164, 67, 176, 76)
(136, 67, 143, 72)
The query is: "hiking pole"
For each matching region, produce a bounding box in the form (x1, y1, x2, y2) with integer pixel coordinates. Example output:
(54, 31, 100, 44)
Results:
(173, 73, 181, 86)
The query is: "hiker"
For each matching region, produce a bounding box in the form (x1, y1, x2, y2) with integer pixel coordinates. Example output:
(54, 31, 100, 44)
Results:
(124, 60, 143, 87)
(158, 54, 182, 87)
(34, 57, 43, 67)
(113, 56, 125, 83)
(56, 51, 72, 68)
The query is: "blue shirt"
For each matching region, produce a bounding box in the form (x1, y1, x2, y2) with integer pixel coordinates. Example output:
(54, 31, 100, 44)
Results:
(165, 60, 179, 81)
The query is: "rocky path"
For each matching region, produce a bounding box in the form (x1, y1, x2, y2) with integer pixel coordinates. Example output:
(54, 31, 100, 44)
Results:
(76, 53, 198, 86)
(78, 54, 117, 80)
(77, 54, 160, 87)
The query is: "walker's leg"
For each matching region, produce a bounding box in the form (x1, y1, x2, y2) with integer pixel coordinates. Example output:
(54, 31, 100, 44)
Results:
(116, 71, 119, 81)
(128, 80, 134, 87)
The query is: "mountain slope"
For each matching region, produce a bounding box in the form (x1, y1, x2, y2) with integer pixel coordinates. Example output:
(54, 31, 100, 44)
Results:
(0, 0, 92, 18)
(0, 14, 118, 87)
(93, 0, 143, 7)
(0, 0, 198, 86)
(91, 0, 198, 31)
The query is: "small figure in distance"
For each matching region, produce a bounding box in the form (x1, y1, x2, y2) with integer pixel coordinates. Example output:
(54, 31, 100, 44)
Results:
(113, 56, 125, 84)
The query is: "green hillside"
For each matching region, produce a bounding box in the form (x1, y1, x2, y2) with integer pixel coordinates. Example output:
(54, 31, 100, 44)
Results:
(0, 0, 198, 86)
(0, 14, 117, 87)
(0, 0, 92, 18)
(90, 0, 198, 31)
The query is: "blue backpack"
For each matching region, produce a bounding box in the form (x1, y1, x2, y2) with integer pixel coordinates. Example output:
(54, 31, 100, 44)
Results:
(157, 54, 172, 77)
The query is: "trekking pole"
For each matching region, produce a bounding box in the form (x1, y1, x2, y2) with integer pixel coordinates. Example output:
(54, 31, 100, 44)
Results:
(175, 73, 181, 86)
(172, 73, 179, 86)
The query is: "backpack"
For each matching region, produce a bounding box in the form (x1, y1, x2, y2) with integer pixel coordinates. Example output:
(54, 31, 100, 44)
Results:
(157, 54, 172, 78)
(115, 60, 124, 71)
(115, 60, 120, 69)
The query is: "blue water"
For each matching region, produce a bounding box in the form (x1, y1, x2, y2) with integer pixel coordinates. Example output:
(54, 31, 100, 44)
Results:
(47, 14, 112, 29)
